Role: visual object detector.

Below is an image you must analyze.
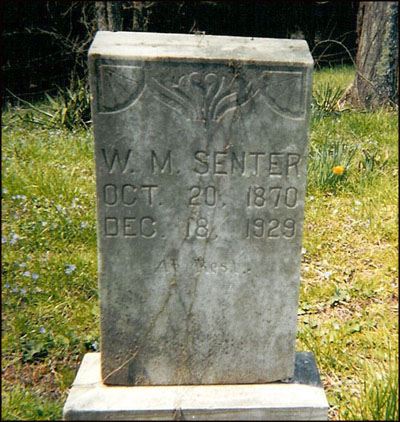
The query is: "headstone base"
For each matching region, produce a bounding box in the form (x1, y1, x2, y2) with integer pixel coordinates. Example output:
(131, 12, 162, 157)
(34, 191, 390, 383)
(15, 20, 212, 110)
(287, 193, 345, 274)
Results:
(63, 352, 328, 421)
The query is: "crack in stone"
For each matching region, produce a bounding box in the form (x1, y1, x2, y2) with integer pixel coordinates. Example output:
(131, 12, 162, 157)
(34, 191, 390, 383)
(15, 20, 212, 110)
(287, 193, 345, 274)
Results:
(181, 201, 218, 382)
(107, 116, 231, 384)
(172, 407, 184, 421)
(105, 235, 190, 384)
(118, 234, 191, 385)
(102, 350, 138, 384)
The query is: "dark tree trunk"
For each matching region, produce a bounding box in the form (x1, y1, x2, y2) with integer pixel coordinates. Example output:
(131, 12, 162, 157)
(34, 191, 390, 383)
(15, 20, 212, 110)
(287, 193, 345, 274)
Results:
(132, 1, 151, 32)
(95, 2, 123, 31)
(341, 2, 398, 109)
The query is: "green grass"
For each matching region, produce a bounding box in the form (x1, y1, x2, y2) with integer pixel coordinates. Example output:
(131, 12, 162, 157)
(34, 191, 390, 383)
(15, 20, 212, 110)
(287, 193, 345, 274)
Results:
(297, 65, 398, 420)
(312, 64, 355, 90)
(2, 65, 398, 420)
(1, 126, 99, 420)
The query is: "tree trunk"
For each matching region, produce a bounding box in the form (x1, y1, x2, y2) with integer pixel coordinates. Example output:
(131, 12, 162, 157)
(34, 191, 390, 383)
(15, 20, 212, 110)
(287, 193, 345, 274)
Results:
(340, 2, 398, 109)
(95, 2, 123, 31)
(132, 1, 151, 32)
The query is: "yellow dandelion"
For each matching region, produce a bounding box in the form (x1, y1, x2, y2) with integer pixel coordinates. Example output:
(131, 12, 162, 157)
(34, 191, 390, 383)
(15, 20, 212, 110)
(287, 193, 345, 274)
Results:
(333, 165, 345, 175)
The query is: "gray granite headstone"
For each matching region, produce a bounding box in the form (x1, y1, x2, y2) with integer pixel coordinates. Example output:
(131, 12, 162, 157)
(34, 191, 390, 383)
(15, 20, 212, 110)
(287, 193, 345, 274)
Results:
(88, 31, 313, 386)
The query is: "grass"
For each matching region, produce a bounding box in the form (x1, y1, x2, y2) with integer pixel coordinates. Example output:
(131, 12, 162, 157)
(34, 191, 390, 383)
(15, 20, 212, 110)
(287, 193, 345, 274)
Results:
(1, 64, 398, 420)
(1, 127, 98, 420)
(297, 65, 398, 420)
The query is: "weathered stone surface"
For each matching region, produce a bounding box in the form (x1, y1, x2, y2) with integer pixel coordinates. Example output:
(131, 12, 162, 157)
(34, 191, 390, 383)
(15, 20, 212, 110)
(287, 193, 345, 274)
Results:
(88, 31, 313, 385)
(63, 352, 329, 420)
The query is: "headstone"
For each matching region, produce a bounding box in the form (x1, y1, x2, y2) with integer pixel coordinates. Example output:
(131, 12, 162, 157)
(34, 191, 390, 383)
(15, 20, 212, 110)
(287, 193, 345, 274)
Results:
(88, 31, 314, 386)
(64, 30, 329, 421)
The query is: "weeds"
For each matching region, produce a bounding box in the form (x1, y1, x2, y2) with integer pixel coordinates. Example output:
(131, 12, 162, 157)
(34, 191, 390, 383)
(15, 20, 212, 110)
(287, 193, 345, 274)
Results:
(341, 350, 398, 420)
(312, 83, 345, 118)
(358, 148, 388, 176)
(360, 361, 398, 421)
(6, 76, 91, 130)
(307, 139, 356, 192)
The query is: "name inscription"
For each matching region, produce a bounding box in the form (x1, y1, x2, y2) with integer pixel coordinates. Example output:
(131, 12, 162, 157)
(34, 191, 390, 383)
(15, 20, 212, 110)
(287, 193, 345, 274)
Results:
(101, 148, 301, 177)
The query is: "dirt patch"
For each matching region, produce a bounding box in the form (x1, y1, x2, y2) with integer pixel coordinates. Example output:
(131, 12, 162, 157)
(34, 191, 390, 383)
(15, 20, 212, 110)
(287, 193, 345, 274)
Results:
(2, 355, 81, 400)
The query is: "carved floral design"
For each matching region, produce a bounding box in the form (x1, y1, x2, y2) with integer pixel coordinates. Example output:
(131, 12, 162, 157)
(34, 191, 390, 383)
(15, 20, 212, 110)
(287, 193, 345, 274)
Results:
(150, 72, 261, 122)
(97, 63, 306, 121)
